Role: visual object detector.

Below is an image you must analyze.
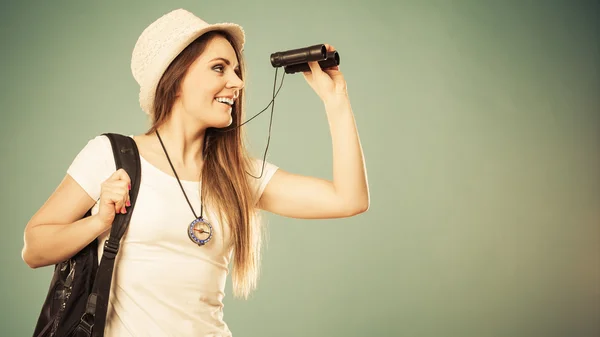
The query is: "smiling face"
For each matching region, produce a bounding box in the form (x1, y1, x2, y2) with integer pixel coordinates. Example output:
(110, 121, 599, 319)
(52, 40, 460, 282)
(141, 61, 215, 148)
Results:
(174, 34, 244, 129)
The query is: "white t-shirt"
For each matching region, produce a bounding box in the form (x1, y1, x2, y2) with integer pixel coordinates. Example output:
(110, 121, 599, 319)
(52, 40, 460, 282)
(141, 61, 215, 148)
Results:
(66, 135, 278, 337)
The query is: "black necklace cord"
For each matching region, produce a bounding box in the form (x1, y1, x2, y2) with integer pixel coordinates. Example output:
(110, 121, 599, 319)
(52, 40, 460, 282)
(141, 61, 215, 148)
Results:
(221, 68, 285, 131)
(156, 66, 284, 216)
(217, 68, 285, 179)
(156, 130, 205, 220)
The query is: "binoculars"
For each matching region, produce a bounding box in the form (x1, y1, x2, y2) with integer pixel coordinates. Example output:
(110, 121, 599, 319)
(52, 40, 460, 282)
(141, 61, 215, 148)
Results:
(270, 44, 340, 74)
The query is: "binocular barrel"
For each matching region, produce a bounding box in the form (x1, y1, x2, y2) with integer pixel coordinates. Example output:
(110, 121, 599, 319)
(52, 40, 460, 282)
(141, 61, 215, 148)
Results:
(270, 44, 340, 74)
(283, 51, 339, 74)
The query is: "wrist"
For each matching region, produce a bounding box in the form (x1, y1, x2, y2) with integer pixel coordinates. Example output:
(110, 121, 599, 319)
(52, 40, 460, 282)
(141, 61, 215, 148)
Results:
(323, 93, 350, 109)
(89, 214, 111, 233)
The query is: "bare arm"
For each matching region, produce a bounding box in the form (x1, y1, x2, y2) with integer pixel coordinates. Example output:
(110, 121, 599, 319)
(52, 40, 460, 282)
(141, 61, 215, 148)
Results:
(23, 170, 131, 268)
(258, 97, 369, 219)
(257, 45, 369, 219)
(22, 175, 102, 268)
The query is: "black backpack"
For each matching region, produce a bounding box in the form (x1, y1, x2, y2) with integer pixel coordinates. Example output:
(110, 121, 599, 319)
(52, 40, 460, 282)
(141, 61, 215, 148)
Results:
(32, 133, 141, 337)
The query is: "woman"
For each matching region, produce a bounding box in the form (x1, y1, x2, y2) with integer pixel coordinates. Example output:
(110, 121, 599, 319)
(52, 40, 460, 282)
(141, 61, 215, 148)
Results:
(22, 8, 369, 336)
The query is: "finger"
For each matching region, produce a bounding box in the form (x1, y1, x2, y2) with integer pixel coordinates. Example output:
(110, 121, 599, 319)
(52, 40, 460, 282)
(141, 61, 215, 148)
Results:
(102, 190, 126, 213)
(104, 173, 130, 198)
(112, 168, 131, 186)
(102, 194, 122, 214)
(115, 199, 127, 214)
(324, 43, 336, 52)
(123, 190, 130, 210)
(323, 67, 340, 76)
(104, 184, 128, 199)
(104, 179, 129, 193)
(302, 70, 311, 79)
(110, 168, 125, 179)
(307, 61, 323, 75)
(118, 179, 130, 192)
(112, 192, 125, 211)
(116, 189, 129, 213)
(104, 176, 129, 192)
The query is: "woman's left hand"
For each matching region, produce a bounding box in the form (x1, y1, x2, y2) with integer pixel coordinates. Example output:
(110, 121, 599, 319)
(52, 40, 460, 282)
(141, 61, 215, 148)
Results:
(302, 44, 348, 104)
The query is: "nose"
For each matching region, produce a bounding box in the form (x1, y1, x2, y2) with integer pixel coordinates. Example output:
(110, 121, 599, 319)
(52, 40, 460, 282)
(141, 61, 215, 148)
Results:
(227, 71, 244, 91)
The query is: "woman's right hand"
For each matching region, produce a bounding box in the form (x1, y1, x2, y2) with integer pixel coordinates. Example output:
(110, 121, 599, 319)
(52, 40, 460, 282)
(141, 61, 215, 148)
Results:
(95, 168, 131, 230)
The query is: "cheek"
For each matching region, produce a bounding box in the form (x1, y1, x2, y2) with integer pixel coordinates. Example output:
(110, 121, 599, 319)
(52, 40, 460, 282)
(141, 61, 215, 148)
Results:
(180, 84, 214, 110)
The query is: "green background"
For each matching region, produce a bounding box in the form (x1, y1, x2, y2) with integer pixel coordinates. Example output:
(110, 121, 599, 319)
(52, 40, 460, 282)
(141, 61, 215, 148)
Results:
(1, 1, 598, 336)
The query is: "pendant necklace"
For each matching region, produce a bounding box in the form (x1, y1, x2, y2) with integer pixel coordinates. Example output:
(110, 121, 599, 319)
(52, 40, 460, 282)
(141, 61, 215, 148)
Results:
(156, 130, 213, 246)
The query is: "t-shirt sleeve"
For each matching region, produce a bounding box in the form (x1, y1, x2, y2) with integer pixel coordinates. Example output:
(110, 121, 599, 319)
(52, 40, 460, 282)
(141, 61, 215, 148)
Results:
(248, 158, 279, 205)
(66, 135, 116, 201)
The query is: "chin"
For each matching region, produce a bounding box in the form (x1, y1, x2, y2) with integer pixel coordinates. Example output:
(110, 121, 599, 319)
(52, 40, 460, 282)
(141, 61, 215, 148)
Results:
(211, 118, 233, 129)
(206, 104, 234, 129)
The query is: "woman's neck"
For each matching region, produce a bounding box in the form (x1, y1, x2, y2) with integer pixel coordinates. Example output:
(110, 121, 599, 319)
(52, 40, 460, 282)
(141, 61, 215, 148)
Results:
(153, 118, 206, 170)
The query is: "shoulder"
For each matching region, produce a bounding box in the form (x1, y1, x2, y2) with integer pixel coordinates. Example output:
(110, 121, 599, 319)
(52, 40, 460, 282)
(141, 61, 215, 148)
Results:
(82, 134, 113, 153)
(246, 157, 279, 203)
(69, 135, 115, 167)
(248, 158, 279, 182)
(83, 135, 117, 167)
(66, 134, 117, 200)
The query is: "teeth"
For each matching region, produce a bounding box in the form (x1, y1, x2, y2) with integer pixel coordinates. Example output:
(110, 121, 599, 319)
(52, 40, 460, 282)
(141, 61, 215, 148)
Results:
(215, 97, 234, 105)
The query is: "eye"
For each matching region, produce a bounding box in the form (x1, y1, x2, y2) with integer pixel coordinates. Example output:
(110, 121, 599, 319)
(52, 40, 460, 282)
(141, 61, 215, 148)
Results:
(212, 64, 225, 73)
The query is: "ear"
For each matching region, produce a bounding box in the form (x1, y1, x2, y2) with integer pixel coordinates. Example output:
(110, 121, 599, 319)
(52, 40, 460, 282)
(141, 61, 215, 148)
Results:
(174, 83, 183, 98)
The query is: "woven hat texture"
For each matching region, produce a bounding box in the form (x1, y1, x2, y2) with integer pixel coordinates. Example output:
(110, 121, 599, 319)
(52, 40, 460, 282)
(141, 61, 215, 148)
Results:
(131, 8, 245, 115)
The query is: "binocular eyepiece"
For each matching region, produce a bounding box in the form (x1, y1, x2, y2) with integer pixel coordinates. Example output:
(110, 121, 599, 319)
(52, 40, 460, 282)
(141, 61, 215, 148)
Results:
(270, 44, 340, 74)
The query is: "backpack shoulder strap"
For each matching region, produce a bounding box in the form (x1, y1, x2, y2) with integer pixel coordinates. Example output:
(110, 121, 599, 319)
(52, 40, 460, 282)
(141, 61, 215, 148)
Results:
(102, 133, 142, 242)
(78, 133, 142, 336)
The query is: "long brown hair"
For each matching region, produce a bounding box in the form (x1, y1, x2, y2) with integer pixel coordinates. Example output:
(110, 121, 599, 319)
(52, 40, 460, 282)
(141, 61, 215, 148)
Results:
(146, 31, 263, 299)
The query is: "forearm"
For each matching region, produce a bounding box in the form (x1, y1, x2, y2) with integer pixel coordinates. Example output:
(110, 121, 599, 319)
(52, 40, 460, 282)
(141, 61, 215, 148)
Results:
(22, 215, 107, 268)
(324, 94, 370, 212)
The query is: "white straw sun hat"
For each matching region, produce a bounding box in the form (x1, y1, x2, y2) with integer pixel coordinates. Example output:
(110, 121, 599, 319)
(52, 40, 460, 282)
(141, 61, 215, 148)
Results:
(131, 8, 245, 115)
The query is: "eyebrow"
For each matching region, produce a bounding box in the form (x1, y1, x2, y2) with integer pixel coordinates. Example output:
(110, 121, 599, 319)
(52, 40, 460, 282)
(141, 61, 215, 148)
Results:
(210, 57, 240, 69)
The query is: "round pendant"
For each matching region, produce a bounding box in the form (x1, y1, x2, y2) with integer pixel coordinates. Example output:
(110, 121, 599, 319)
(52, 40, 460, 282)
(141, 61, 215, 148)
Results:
(188, 217, 213, 246)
